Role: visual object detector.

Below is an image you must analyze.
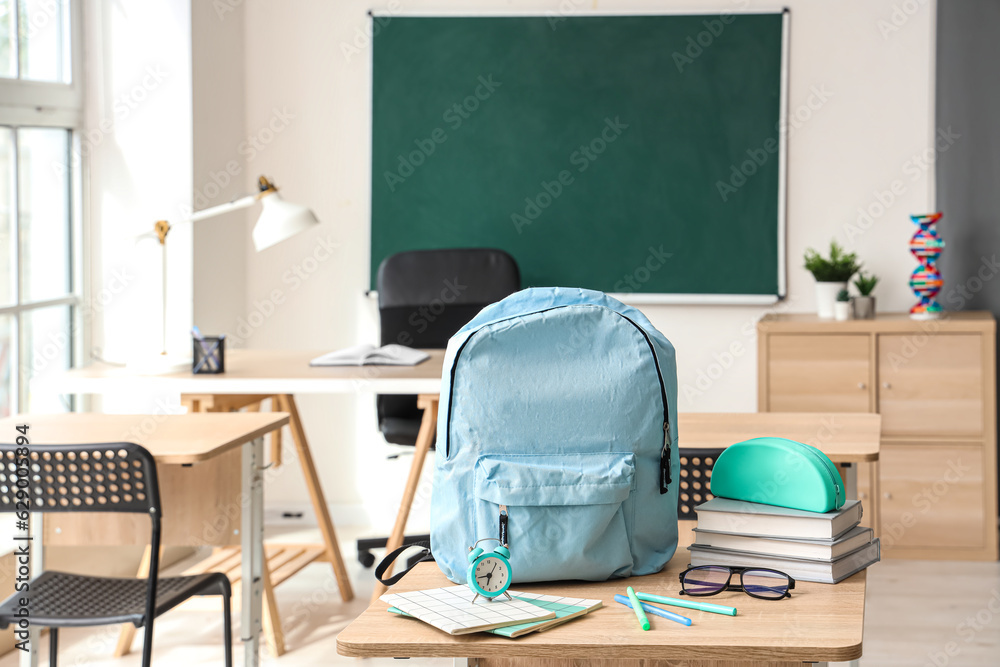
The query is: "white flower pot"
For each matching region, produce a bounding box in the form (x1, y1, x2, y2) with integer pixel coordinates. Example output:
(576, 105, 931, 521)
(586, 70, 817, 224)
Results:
(834, 301, 851, 321)
(815, 281, 847, 318)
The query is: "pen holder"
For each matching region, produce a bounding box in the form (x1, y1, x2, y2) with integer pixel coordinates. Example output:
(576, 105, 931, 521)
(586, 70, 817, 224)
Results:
(192, 336, 225, 374)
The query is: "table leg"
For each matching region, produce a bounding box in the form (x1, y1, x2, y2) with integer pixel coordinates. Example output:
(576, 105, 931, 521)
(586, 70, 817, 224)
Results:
(241, 436, 265, 667)
(261, 556, 286, 656)
(370, 395, 438, 603)
(276, 394, 355, 602)
(840, 462, 858, 500)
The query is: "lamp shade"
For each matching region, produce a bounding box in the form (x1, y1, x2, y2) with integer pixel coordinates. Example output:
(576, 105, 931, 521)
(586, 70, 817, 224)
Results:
(252, 192, 319, 251)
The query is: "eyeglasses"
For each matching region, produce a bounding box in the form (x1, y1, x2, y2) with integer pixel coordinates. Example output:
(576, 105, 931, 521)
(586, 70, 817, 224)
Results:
(679, 565, 795, 600)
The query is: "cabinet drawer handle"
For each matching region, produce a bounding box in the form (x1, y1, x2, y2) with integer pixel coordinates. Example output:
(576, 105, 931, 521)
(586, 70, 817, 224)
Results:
(882, 382, 891, 389)
(883, 492, 892, 500)
(858, 382, 866, 390)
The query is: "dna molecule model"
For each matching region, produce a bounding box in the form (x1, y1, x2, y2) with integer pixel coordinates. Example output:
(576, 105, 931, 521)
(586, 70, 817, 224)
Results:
(908, 212, 945, 319)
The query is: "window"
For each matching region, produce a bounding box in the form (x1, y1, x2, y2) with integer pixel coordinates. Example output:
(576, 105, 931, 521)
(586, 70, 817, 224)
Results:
(0, 0, 82, 417)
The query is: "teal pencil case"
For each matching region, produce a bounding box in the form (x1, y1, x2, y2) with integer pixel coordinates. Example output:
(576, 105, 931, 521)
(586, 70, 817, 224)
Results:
(709, 437, 844, 513)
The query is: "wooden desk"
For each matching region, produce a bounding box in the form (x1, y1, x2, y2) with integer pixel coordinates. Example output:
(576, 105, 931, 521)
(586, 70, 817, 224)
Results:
(337, 560, 866, 666)
(42, 349, 446, 395)
(678, 412, 881, 463)
(0, 412, 288, 667)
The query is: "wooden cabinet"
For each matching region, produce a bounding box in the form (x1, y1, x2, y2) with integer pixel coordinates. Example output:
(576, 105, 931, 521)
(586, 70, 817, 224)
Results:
(878, 334, 983, 437)
(758, 312, 997, 560)
(879, 444, 986, 554)
(766, 334, 871, 413)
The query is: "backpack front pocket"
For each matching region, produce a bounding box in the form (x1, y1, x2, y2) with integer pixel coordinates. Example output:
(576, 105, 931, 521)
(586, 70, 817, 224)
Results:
(474, 452, 636, 582)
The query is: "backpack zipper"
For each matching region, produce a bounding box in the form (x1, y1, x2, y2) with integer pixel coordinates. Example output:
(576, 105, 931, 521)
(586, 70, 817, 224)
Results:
(616, 313, 671, 494)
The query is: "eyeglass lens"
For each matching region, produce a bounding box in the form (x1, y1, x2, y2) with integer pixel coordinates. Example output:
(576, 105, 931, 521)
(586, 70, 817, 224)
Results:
(681, 565, 731, 594)
(741, 569, 789, 599)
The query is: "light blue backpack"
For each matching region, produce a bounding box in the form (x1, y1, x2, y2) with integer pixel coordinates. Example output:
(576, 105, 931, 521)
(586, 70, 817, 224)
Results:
(430, 287, 679, 583)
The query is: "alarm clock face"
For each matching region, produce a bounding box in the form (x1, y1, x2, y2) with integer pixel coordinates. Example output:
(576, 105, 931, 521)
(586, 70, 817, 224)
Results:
(473, 556, 510, 595)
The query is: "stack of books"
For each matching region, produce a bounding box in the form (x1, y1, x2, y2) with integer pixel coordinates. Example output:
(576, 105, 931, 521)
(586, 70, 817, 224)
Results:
(688, 498, 881, 584)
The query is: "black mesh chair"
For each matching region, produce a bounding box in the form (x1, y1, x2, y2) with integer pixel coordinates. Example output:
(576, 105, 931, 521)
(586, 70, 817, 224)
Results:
(0, 443, 232, 667)
(357, 248, 520, 566)
(677, 448, 724, 519)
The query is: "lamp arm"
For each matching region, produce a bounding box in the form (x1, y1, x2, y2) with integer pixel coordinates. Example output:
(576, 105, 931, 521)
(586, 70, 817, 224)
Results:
(187, 193, 258, 223)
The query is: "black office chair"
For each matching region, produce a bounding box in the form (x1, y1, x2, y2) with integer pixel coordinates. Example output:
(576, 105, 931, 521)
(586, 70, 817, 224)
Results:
(0, 443, 233, 667)
(357, 248, 520, 566)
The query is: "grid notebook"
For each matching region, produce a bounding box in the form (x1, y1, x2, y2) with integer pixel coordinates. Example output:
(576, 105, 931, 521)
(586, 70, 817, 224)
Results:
(486, 592, 603, 637)
(387, 589, 602, 638)
(381, 585, 556, 635)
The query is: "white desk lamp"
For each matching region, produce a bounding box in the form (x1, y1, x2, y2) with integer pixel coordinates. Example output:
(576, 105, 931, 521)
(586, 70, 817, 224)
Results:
(137, 175, 319, 372)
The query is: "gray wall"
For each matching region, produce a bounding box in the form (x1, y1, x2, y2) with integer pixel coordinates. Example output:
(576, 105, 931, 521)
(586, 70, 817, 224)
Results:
(936, 0, 1000, 513)
(937, 0, 1000, 312)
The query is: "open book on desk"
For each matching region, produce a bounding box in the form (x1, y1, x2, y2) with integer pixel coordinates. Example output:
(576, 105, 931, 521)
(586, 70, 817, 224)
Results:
(309, 344, 430, 367)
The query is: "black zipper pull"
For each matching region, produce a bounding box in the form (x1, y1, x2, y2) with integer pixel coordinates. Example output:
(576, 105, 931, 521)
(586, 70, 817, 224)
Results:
(660, 421, 672, 494)
(499, 505, 509, 546)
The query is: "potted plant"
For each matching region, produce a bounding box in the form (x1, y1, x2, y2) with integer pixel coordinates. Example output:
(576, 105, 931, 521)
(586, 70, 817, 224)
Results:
(804, 241, 861, 318)
(852, 272, 879, 319)
(834, 288, 852, 321)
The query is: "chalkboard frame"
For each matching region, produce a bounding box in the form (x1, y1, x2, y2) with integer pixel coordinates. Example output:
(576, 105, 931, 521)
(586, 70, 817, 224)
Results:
(367, 9, 790, 305)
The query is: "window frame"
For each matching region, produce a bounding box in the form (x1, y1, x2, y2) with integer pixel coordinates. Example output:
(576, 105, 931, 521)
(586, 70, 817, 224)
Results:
(0, 0, 85, 415)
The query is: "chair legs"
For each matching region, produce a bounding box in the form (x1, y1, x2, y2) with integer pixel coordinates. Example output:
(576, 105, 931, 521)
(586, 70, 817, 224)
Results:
(46, 581, 231, 667)
(140, 621, 153, 667)
(221, 579, 233, 667)
(49, 627, 58, 667)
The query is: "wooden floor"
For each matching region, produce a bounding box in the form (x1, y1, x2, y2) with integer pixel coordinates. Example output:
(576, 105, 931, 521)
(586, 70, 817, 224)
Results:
(2, 529, 997, 667)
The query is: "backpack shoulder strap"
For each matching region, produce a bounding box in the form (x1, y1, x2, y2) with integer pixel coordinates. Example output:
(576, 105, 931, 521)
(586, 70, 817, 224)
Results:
(374, 542, 433, 587)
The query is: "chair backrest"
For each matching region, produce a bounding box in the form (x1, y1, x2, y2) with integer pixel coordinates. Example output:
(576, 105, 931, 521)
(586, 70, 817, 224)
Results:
(677, 447, 723, 520)
(376, 248, 520, 444)
(377, 248, 520, 348)
(0, 441, 164, 632)
(0, 442, 161, 516)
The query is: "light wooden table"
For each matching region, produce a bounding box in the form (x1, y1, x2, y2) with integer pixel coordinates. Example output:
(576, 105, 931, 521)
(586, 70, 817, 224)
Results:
(337, 554, 867, 666)
(0, 412, 288, 667)
(679, 412, 881, 497)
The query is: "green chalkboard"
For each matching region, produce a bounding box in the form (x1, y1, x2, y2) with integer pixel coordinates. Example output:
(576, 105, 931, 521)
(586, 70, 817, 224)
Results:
(371, 14, 785, 297)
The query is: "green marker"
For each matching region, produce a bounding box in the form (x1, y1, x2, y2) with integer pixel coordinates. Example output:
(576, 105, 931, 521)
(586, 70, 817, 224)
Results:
(635, 591, 737, 616)
(626, 586, 650, 630)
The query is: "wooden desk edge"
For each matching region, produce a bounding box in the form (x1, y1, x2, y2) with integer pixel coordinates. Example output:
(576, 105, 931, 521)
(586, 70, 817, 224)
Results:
(334, 636, 864, 662)
(154, 413, 289, 464)
(829, 452, 880, 463)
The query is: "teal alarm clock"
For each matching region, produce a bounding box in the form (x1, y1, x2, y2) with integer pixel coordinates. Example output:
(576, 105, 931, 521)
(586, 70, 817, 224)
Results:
(467, 537, 513, 603)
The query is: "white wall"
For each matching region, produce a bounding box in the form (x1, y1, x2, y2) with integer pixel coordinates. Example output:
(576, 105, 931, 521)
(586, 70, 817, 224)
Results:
(85, 0, 193, 372)
(191, 0, 249, 334)
(194, 0, 939, 528)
